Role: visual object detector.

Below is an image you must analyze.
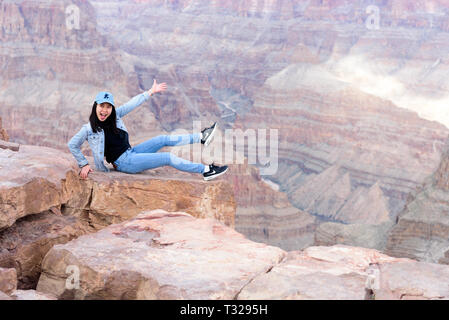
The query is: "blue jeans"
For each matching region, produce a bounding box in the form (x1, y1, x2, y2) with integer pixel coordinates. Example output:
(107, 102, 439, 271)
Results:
(113, 134, 205, 174)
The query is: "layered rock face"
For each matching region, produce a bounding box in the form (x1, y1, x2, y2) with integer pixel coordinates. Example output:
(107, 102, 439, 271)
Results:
(244, 66, 448, 218)
(0, 0, 162, 150)
(224, 163, 317, 251)
(385, 142, 449, 264)
(314, 221, 395, 251)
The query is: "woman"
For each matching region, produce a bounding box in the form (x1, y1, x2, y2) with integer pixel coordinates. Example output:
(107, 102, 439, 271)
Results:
(68, 79, 228, 181)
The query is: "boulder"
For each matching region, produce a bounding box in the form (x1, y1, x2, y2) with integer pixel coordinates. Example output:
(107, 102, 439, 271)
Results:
(71, 165, 236, 229)
(0, 211, 92, 289)
(237, 245, 449, 300)
(37, 209, 285, 299)
(0, 144, 236, 231)
(0, 145, 79, 230)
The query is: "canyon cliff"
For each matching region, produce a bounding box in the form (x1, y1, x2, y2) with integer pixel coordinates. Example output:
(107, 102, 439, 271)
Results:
(2, 0, 449, 266)
(88, 0, 449, 247)
(1, 116, 449, 300)
(385, 140, 449, 264)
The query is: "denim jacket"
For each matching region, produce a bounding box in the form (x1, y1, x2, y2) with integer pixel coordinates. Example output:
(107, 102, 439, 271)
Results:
(67, 91, 151, 172)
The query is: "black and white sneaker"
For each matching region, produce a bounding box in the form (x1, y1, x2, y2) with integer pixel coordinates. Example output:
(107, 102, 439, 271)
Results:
(201, 122, 218, 147)
(203, 164, 229, 181)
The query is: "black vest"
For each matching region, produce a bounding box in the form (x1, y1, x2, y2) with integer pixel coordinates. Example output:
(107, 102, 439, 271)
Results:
(99, 122, 131, 164)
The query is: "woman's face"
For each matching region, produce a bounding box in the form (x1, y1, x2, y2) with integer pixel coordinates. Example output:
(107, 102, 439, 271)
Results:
(96, 102, 113, 121)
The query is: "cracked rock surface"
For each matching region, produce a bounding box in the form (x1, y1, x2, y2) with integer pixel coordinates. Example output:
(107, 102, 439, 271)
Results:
(37, 209, 285, 300)
(237, 245, 449, 300)
(36, 210, 449, 300)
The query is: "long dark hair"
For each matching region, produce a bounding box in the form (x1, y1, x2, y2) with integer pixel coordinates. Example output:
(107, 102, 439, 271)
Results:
(89, 102, 120, 134)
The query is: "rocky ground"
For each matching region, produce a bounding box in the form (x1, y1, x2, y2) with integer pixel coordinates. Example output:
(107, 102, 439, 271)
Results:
(4, 210, 449, 300)
(385, 140, 449, 263)
(1, 118, 449, 299)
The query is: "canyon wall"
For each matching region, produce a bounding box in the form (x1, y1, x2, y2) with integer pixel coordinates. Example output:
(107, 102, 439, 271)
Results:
(88, 0, 449, 236)
(385, 140, 449, 264)
(3, 0, 449, 256)
(0, 0, 163, 151)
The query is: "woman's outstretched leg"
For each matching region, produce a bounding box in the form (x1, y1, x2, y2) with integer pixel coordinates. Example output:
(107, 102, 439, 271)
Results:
(119, 151, 205, 174)
(132, 134, 201, 154)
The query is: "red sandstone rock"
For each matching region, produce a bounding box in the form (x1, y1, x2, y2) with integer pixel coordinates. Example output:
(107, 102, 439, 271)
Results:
(238, 245, 449, 300)
(0, 144, 236, 231)
(0, 145, 78, 230)
(0, 211, 92, 289)
(36, 209, 286, 300)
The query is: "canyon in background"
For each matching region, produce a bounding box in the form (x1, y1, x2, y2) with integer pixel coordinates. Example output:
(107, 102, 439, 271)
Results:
(1, 0, 449, 267)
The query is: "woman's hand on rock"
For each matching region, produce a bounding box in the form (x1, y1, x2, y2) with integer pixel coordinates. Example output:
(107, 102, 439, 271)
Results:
(80, 164, 93, 180)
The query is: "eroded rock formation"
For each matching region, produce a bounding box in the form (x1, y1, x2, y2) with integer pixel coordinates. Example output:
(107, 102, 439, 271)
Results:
(0, 142, 236, 290)
(238, 245, 449, 300)
(35, 210, 449, 300)
(385, 141, 449, 264)
(37, 209, 285, 299)
(0, 144, 235, 231)
(224, 162, 318, 251)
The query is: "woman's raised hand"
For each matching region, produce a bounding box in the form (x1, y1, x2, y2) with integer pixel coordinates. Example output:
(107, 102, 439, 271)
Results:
(149, 79, 167, 95)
